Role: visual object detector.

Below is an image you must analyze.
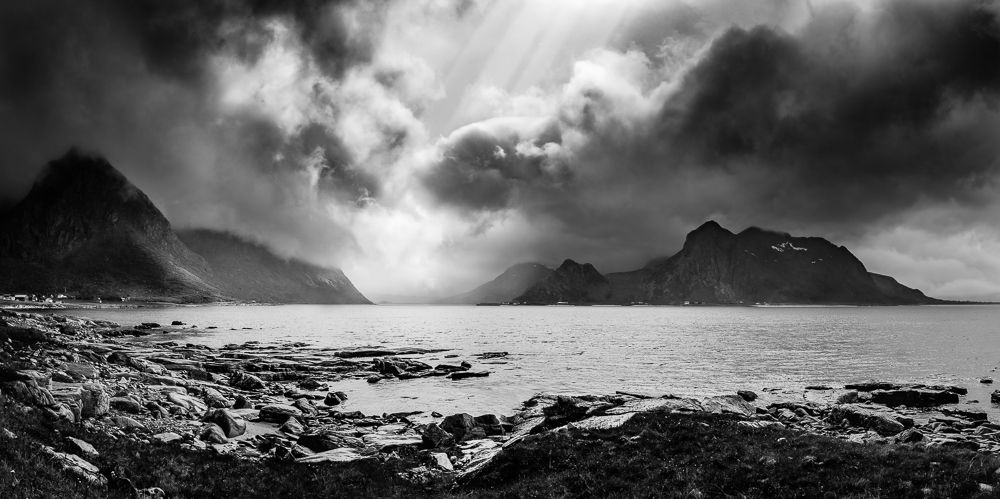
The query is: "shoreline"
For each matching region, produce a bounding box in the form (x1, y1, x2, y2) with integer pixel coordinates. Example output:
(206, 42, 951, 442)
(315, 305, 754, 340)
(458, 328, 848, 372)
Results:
(4, 309, 1000, 495)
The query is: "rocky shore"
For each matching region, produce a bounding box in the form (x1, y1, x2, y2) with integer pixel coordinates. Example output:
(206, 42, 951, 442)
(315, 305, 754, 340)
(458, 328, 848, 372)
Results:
(3, 309, 1000, 495)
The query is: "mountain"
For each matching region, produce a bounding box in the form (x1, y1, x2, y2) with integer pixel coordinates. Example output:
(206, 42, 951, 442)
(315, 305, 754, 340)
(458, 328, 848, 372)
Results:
(177, 229, 370, 304)
(512, 221, 938, 305)
(0, 150, 217, 301)
(0, 150, 370, 304)
(516, 259, 612, 304)
(440, 263, 553, 304)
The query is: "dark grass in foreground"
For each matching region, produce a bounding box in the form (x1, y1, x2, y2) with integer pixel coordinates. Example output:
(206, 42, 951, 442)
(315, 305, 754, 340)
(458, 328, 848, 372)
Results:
(461, 411, 1000, 498)
(3, 398, 1000, 499)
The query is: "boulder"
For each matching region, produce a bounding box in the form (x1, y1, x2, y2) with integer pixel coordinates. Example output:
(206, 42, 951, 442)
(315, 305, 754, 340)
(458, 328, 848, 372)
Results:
(200, 424, 228, 444)
(702, 395, 755, 416)
(991, 390, 1000, 405)
(280, 416, 305, 435)
(203, 409, 247, 438)
(870, 389, 959, 407)
(441, 413, 479, 442)
(258, 404, 302, 423)
(430, 452, 454, 471)
(837, 391, 859, 404)
(844, 382, 901, 392)
(234, 395, 252, 409)
(41, 447, 105, 485)
(828, 406, 905, 436)
(896, 429, 924, 443)
(80, 383, 110, 418)
(0, 326, 50, 344)
(65, 437, 99, 459)
(737, 390, 757, 402)
(202, 387, 232, 409)
(292, 398, 317, 416)
(61, 362, 98, 380)
(324, 392, 344, 406)
(420, 423, 456, 449)
(146, 401, 170, 419)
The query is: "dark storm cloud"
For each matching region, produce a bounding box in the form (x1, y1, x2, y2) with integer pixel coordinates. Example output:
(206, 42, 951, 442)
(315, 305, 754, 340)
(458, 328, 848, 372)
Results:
(422, 0, 1000, 257)
(0, 0, 395, 260)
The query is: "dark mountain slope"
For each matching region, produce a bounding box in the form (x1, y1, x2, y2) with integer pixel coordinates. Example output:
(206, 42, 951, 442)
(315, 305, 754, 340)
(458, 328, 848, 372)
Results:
(439, 263, 553, 304)
(177, 229, 370, 304)
(516, 259, 611, 304)
(0, 151, 216, 301)
(606, 221, 938, 305)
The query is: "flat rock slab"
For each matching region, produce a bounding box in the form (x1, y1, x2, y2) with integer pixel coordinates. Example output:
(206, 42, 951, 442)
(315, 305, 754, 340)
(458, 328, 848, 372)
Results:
(604, 397, 703, 415)
(361, 433, 423, 451)
(568, 413, 637, 431)
(296, 448, 371, 463)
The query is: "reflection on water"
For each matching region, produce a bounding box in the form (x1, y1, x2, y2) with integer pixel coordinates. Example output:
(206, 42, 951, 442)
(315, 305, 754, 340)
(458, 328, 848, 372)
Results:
(54, 305, 1000, 416)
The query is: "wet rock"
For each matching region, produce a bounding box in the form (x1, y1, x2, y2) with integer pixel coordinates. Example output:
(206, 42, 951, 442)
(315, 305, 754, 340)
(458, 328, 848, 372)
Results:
(229, 371, 265, 391)
(366, 376, 381, 384)
(204, 409, 247, 438)
(737, 390, 757, 402)
(844, 382, 901, 391)
(297, 378, 327, 390)
(837, 391, 859, 404)
(171, 321, 185, 326)
(293, 398, 318, 416)
(448, 371, 490, 380)
(66, 437, 99, 459)
(234, 395, 251, 409)
(828, 406, 904, 436)
(870, 389, 959, 407)
(280, 416, 305, 435)
(941, 407, 988, 421)
(200, 424, 228, 444)
(421, 423, 457, 449)
(441, 413, 480, 442)
(982, 378, 994, 384)
(805, 385, 832, 390)
(259, 404, 302, 423)
(477, 352, 508, 359)
(435, 364, 470, 373)
(324, 392, 345, 406)
(296, 431, 365, 452)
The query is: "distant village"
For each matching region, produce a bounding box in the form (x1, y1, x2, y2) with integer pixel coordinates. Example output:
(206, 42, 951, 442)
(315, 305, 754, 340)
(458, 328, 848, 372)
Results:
(0, 293, 132, 304)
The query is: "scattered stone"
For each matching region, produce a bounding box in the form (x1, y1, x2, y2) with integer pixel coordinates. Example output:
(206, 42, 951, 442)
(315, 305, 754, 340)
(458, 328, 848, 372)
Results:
(280, 416, 305, 435)
(152, 432, 183, 444)
(259, 404, 302, 423)
(204, 409, 247, 438)
(200, 424, 228, 444)
(430, 452, 454, 471)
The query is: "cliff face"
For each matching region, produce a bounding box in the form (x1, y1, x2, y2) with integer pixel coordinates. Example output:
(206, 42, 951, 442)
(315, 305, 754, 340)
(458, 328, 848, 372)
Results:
(177, 229, 371, 304)
(516, 259, 612, 304)
(0, 151, 370, 304)
(440, 263, 553, 304)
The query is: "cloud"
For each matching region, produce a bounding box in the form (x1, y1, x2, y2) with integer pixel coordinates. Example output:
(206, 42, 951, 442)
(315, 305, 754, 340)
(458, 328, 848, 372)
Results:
(417, 0, 1000, 298)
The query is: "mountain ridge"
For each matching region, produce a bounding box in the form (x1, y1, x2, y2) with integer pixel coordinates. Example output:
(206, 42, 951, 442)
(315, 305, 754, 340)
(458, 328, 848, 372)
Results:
(0, 150, 370, 304)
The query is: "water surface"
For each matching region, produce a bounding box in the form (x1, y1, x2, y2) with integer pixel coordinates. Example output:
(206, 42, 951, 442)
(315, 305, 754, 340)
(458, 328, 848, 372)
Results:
(55, 305, 1000, 417)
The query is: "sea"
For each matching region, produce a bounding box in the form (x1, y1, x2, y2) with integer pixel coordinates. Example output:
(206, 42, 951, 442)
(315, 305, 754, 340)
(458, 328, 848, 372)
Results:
(53, 304, 1000, 418)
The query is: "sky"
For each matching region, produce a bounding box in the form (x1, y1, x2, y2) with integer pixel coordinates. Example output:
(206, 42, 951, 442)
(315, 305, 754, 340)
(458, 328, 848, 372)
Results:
(0, 0, 998, 301)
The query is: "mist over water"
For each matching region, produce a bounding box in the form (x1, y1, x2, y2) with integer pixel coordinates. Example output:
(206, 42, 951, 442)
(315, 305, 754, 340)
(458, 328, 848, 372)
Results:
(58, 305, 1000, 417)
